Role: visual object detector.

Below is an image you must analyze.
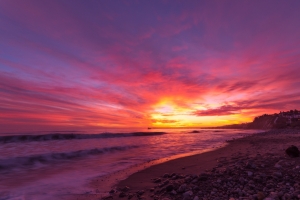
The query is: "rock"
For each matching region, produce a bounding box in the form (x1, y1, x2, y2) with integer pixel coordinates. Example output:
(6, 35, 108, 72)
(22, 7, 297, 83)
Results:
(161, 180, 169, 187)
(284, 194, 291, 199)
(198, 173, 208, 181)
(163, 173, 169, 178)
(183, 191, 193, 199)
(239, 177, 245, 184)
(193, 185, 199, 191)
(185, 176, 191, 182)
(269, 192, 278, 198)
(254, 175, 262, 183)
(166, 184, 174, 192)
(273, 171, 282, 178)
(246, 161, 256, 169)
(247, 171, 253, 177)
(102, 196, 113, 200)
(257, 191, 265, 200)
(109, 189, 115, 194)
(154, 178, 162, 183)
(278, 191, 284, 197)
(178, 184, 187, 193)
(193, 196, 199, 200)
(274, 163, 282, 169)
(191, 174, 198, 179)
(170, 190, 177, 195)
(137, 190, 144, 195)
(119, 192, 126, 198)
(286, 145, 300, 157)
(191, 178, 198, 183)
(120, 186, 130, 192)
(127, 193, 133, 199)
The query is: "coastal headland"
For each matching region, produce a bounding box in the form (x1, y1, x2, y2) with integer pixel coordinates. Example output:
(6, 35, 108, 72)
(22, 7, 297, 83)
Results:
(72, 129, 300, 200)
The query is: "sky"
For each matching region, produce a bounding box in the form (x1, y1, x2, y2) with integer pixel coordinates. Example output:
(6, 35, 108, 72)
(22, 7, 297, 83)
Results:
(1, 0, 300, 132)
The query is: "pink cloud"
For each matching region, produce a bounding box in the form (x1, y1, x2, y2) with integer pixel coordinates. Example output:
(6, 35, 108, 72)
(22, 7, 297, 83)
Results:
(1, 1, 300, 131)
(193, 105, 241, 116)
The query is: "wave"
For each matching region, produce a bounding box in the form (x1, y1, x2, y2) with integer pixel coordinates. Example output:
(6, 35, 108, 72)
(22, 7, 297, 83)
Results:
(188, 130, 225, 133)
(0, 132, 166, 143)
(188, 130, 203, 133)
(0, 145, 139, 171)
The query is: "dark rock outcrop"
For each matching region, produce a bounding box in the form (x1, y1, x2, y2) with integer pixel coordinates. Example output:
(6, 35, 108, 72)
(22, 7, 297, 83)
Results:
(285, 145, 300, 157)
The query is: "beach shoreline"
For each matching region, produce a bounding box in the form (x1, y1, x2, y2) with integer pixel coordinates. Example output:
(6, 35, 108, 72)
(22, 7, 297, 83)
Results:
(70, 129, 300, 200)
(66, 139, 231, 200)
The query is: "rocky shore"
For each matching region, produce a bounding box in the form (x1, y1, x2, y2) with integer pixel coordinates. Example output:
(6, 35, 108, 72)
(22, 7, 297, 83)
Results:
(146, 149, 300, 200)
(105, 129, 300, 200)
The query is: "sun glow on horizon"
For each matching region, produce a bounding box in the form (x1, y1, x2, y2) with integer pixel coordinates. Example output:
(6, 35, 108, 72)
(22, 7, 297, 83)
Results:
(148, 98, 254, 128)
(1, 1, 300, 133)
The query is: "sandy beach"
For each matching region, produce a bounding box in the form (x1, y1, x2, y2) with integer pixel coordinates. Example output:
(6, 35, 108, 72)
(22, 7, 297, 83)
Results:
(71, 129, 300, 200)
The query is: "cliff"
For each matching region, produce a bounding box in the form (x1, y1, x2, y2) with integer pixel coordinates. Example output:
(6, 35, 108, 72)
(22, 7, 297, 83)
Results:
(219, 110, 300, 129)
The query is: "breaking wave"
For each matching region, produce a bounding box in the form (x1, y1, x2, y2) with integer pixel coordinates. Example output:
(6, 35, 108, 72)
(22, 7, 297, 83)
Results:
(0, 145, 140, 171)
(0, 132, 166, 143)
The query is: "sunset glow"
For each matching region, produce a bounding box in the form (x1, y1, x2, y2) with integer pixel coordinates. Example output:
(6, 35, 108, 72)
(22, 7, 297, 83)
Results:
(1, 0, 300, 132)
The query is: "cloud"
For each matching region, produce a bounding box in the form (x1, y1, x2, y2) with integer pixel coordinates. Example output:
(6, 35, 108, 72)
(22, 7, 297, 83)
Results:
(193, 105, 242, 116)
(1, 1, 300, 131)
(151, 119, 179, 124)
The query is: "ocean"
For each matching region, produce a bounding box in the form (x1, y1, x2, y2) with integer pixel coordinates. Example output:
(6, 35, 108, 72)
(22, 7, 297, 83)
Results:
(0, 128, 261, 200)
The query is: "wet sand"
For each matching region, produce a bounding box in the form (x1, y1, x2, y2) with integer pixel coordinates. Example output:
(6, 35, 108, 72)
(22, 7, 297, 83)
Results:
(70, 129, 300, 200)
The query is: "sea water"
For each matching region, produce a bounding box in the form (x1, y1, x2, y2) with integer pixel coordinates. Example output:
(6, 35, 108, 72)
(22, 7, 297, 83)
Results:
(0, 129, 261, 199)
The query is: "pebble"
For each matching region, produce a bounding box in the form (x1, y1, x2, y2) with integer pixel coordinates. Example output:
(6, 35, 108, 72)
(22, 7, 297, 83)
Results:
(183, 190, 193, 199)
(119, 192, 126, 197)
(273, 171, 282, 177)
(166, 184, 174, 191)
(127, 193, 133, 199)
(170, 190, 177, 195)
(137, 190, 144, 195)
(257, 191, 265, 200)
(109, 189, 115, 194)
(193, 196, 199, 200)
(120, 186, 130, 192)
(154, 178, 161, 183)
(274, 164, 282, 169)
(178, 184, 187, 193)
